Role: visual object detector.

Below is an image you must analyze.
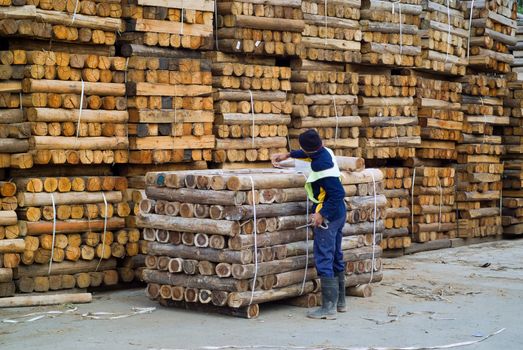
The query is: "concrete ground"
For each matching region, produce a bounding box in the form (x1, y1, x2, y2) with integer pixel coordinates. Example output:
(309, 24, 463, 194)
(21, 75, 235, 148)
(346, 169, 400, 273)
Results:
(1, 239, 522, 350)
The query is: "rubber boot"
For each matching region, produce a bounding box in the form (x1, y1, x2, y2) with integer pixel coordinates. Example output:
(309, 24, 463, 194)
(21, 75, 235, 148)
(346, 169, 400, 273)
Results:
(336, 272, 347, 312)
(307, 277, 338, 320)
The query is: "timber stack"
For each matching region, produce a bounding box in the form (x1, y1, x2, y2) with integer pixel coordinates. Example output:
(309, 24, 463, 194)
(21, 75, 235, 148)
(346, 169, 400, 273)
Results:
(456, 74, 506, 238)
(139, 158, 384, 318)
(360, 0, 422, 67)
(418, 0, 468, 76)
(358, 67, 420, 159)
(299, 0, 362, 63)
(380, 167, 412, 251)
(463, 0, 517, 73)
(209, 52, 291, 167)
(289, 60, 361, 157)
(0, 181, 22, 297)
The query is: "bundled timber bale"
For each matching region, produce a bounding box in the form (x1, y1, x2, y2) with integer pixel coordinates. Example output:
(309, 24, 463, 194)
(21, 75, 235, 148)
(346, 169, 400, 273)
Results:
(417, 0, 468, 76)
(360, 0, 423, 67)
(214, 0, 304, 57)
(463, 0, 517, 73)
(288, 59, 361, 158)
(412, 166, 456, 242)
(0, 181, 21, 297)
(140, 162, 384, 317)
(357, 67, 420, 159)
(380, 167, 412, 250)
(209, 52, 291, 166)
(415, 73, 463, 161)
(299, 0, 362, 63)
(121, 0, 214, 50)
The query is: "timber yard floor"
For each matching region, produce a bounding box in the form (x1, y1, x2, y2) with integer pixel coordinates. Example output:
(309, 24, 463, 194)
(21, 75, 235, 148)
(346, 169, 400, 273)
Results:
(2, 239, 523, 350)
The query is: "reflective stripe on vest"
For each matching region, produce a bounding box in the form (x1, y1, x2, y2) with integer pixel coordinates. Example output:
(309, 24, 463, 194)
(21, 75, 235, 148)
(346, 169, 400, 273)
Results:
(304, 148, 341, 204)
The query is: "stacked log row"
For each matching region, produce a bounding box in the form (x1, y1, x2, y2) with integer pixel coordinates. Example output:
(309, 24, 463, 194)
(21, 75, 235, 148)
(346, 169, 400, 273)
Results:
(0, 180, 23, 297)
(16, 50, 130, 166)
(121, 0, 213, 50)
(139, 162, 384, 318)
(380, 167, 412, 251)
(299, 0, 362, 63)
(463, 0, 517, 73)
(289, 60, 361, 157)
(0, 4, 124, 46)
(417, 0, 468, 75)
(215, 0, 304, 56)
(12, 175, 132, 292)
(209, 52, 291, 166)
(415, 74, 463, 161)
(412, 166, 456, 242)
(511, 16, 523, 72)
(124, 51, 215, 165)
(360, 0, 422, 67)
(358, 68, 420, 159)
(0, 51, 32, 169)
(456, 74, 506, 238)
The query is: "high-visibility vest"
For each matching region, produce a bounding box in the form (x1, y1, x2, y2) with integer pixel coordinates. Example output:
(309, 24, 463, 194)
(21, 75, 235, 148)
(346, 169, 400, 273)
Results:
(304, 147, 341, 204)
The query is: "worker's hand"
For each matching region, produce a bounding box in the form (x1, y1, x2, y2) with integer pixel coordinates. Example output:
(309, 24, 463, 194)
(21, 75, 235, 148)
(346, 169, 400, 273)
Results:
(271, 152, 290, 165)
(311, 212, 324, 227)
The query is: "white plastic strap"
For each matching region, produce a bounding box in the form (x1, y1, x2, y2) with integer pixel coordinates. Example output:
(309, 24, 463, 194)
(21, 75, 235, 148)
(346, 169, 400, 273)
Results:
(411, 167, 416, 237)
(369, 172, 377, 283)
(500, 162, 503, 219)
(95, 192, 109, 271)
(249, 90, 255, 148)
(332, 96, 339, 145)
(445, 0, 451, 63)
(467, 0, 475, 59)
(436, 176, 443, 230)
(214, 0, 219, 50)
(48, 193, 56, 275)
(324, 0, 328, 46)
(76, 79, 85, 138)
(71, 0, 79, 24)
(180, 7, 185, 35)
(249, 176, 258, 305)
(392, 1, 403, 55)
(299, 173, 309, 295)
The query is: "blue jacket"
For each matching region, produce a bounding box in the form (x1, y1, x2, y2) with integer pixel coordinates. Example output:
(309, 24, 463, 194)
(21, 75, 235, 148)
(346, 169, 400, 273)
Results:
(290, 147, 346, 221)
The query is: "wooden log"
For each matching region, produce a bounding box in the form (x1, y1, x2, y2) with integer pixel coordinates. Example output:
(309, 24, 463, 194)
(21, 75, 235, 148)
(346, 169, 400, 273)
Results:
(138, 213, 240, 236)
(27, 108, 128, 123)
(0, 293, 92, 308)
(18, 191, 122, 207)
(16, 258, 117, 277)
(159, 298, 259, 319)
(0, 239, 25, 253)
(29, 136, 128, 150)
(23, 79, 126, 96)
(0, 268, 13, 283)
(347, 284, 372, 297)
(22, 218, 125, 235)
(148, 241, 252, 265)
(145, 186, 246, 206)
(143, 269, 249, 292)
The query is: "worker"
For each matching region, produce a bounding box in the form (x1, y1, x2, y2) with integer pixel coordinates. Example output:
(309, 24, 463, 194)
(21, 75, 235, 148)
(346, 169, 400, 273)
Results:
(271, 129, 347, 320)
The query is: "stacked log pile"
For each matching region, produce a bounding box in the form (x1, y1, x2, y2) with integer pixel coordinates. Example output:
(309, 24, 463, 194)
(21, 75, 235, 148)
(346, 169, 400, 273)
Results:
(463, 0, 517, 73)
(417, 0, 468, 75)
(215, 0, 304, 56)
(139, 161, 384, 317)
(511, 15, 523, 72)
(121, 0, 213, 50)
(360, 0, 422, 67)
(380, 167, 412, 251)
(299, 0, 361, 63)
(456, 74, 506, 238)
(358, 68, 420, 159)
(412, 166, 456, 242)
(12, 174, 134, 292)
(415, 74, 463, 161)
(209, 52, 290, 166)
(289, 60, 361, 157)
(0, 181, 22, 297)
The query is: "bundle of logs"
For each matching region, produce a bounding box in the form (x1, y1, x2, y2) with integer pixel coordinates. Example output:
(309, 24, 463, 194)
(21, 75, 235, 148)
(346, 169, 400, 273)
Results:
(412, 166, 456, 242)
(417, 0, 468, 75)
(215, 0, 304, 56)
(380, 167, 412, 251)
(121, 0, 213, 50)
(124, 49, 214, 165)
(456, 73, 506, 238)
(358, 68, 420, 159)
(139, 159, 384, 318)
(289, 60, 361, 158)
(360, 0, 422, 67)
(299, 0, 361, 63)
(9, 174, 140, 293)
(415, 74, 462, 160)
(463, 0, 517, 73)
(210, 52, 290, 166)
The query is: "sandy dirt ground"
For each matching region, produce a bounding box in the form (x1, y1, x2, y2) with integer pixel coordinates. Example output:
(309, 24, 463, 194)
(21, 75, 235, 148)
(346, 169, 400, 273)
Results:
(1, 239, 522, 350)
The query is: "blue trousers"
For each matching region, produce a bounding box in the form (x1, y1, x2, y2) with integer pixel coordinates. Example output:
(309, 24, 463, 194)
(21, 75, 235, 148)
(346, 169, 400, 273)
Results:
(313, 213, 346, 277)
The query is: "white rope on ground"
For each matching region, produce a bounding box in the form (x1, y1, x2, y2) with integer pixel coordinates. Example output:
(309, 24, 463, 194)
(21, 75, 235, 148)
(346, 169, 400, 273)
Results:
(467, 0, 475, 59)
(248, 176, 258, 305)
(95, 192, 108, 271)
(76, 79, 85, 138)
(2, 308, 78, 324)
(369, 171, 377, 283)
(48, 193, 56, 275)
(81, 307, 156, 320)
